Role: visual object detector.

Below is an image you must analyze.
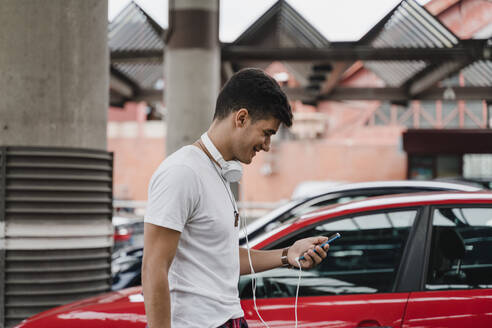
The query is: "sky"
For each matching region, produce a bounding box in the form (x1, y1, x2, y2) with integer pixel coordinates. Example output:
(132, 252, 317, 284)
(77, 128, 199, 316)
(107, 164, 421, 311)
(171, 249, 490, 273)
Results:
(108, 0, 431, 42)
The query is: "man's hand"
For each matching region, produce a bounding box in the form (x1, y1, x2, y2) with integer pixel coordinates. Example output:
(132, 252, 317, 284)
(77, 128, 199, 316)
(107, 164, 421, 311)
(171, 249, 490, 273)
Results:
(287, 236, 329, 269)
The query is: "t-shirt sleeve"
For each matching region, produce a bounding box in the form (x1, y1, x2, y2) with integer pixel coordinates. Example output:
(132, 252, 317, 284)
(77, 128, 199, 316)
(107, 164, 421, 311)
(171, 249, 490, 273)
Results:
(145, 164, 200, 232)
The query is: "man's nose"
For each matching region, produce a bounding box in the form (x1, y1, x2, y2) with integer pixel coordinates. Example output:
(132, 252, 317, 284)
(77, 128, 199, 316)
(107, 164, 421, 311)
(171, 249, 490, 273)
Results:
(262, 138, 271, 152)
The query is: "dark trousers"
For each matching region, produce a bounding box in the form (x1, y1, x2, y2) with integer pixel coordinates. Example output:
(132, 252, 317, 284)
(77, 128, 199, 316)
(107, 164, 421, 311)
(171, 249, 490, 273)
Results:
(145, 317, 248, 328)
(217, 317, 249, 328)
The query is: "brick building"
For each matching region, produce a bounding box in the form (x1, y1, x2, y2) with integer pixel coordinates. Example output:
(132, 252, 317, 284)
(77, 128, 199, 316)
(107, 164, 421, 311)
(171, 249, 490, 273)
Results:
(108, 0, 492, 205)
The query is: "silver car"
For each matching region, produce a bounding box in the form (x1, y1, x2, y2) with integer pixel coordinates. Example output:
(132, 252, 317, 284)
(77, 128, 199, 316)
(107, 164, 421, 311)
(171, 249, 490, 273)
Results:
(240, 180, 481, 244)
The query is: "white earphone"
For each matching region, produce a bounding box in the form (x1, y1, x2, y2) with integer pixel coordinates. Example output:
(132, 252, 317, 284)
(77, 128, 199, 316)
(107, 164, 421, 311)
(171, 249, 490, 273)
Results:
(201, 132, 243, 183)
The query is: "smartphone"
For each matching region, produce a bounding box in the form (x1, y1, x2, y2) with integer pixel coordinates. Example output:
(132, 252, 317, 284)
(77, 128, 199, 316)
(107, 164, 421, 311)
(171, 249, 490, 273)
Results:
(299, 233, 341, 261)
(320, 233, 341, 248)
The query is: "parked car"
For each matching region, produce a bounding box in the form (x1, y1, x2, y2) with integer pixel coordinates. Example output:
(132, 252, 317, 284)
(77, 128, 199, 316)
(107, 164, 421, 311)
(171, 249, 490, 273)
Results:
(240, 180, 482, 244)
(112, 215, 144, 252)
(111, 246, 143, 291)
(290, 180, 343, 199)
(15, 191, 492, 328)
(109, 180, 481, 291)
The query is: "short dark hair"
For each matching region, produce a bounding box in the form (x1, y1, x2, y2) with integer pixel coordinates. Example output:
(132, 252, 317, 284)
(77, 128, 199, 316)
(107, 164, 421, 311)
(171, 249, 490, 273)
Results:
(214, 68, 293, 127)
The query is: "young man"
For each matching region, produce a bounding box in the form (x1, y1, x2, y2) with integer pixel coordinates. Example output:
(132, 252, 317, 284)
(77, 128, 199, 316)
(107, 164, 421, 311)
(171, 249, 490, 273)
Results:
(143, 68, 330, 328)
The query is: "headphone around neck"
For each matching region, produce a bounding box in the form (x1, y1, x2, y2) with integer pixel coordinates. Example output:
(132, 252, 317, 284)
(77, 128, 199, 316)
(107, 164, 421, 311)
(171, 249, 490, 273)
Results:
(200, 132, 243, 183)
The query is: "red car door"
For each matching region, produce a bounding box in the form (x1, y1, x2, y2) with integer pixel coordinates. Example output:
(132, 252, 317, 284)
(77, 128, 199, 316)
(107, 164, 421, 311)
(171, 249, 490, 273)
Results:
(402, 289, 492, 328)
(243, 293, 409, 328)
(240, 208, 420, 328)
(402, 206, 492, 328)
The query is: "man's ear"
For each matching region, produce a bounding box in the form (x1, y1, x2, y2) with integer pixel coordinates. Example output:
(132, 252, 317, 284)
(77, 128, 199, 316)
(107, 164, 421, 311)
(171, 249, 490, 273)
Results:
(234, 108, 249, 128)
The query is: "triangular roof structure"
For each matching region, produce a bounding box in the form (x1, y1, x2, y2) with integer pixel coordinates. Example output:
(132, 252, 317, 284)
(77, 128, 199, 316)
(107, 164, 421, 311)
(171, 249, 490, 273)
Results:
(108, 0, 492, 106)
(363, 0, 459, 88)
(109, 1, 165, 105)
(338, 0, 491, 100)
(233, 0, 329, 48)
(230, 0, 330, 87)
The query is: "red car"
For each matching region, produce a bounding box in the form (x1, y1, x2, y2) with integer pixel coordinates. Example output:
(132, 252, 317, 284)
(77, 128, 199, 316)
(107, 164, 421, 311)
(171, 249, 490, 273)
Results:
(15, 192, 492, 328)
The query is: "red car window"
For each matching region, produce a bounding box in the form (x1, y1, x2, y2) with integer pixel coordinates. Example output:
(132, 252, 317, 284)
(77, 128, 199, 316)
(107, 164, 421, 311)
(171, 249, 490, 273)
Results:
(426, 207, 492, 290)
(403, 206, 492, 328)
(240, 209, 418, 299)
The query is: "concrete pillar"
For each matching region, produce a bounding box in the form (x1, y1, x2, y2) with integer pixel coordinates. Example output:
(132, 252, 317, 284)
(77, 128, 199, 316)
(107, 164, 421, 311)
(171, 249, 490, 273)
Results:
(165, 0, 220, 154)
(0, 0, 108, 149)
(0, 2, 109, 327)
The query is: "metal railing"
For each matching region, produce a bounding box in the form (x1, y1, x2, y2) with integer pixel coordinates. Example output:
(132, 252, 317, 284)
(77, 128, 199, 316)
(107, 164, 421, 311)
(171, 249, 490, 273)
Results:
(113, 200, 286, 221)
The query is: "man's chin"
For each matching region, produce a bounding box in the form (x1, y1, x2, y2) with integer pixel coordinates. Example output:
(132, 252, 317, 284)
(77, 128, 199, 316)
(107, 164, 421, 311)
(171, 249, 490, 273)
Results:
(238, 156, 252, 165)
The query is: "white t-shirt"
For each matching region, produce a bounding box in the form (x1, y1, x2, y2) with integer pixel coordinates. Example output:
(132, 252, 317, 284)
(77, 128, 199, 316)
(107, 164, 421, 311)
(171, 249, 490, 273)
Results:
(145, 145, 244, 328)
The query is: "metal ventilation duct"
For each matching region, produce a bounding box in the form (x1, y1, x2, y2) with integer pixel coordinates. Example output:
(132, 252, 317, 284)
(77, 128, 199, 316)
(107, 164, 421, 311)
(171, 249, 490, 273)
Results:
(0, 147, 113, 328)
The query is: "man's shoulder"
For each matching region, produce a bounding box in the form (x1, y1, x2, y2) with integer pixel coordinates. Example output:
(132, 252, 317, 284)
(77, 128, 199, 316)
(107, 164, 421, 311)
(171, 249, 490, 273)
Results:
(167, 144, 202, 160)
(153, 145, 204, 179)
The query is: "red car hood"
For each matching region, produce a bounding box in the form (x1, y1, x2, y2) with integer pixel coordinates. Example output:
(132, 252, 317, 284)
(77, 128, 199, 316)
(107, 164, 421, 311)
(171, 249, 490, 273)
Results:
(15, 287, 147, 328)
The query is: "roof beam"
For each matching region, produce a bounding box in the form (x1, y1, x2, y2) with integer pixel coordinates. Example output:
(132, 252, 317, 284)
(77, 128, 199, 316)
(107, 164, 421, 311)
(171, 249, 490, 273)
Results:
(285, 86, 492, 101)
(113, 83, 492, 105)
(318, 87, 408, 101)
(115, 86, 492, 104)
(407, 61, 471, 96)
(110, 74, 134, 98)
(110, 41, 490, 64)
(282, 87, 317, 101)
(109, 66, 140, 105)
(314, 2, 400, 99)
(111, 49, 163, 63)
(319, 61, 352, 95)
(134, 89, 164, 103)
(419, 86, 492, 101)
(221, 43, 490, 62)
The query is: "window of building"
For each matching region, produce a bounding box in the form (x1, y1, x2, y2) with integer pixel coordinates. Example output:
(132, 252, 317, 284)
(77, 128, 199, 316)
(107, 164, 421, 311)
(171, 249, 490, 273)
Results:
(409, 155, 434, 180)
(463, 154, 492, 188)
(409, 154, 461, 180)
(436, 155, 461, 178)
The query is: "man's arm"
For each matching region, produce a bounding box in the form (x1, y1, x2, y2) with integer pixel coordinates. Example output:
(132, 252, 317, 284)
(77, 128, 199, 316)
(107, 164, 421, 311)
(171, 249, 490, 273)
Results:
(142, 222, 181, 328)
(239, 236, 330, 275)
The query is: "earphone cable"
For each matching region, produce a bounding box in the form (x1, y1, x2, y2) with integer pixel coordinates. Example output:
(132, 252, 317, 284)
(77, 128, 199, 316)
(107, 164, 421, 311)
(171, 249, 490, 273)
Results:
(294, 258, 302, 328)
(243, 215, 302, 328)
(242, 210, 271, 328)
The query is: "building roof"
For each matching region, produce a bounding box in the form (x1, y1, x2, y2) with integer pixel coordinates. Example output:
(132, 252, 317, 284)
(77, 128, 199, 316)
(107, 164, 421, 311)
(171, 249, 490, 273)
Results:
(109, 1, 164, 105)
(365, 0, 459, 87)
(233, 0, 330, 48)
(108, 0, 492, 106)
(231, 0, 330, 87)
(462, 61, 492, 87)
